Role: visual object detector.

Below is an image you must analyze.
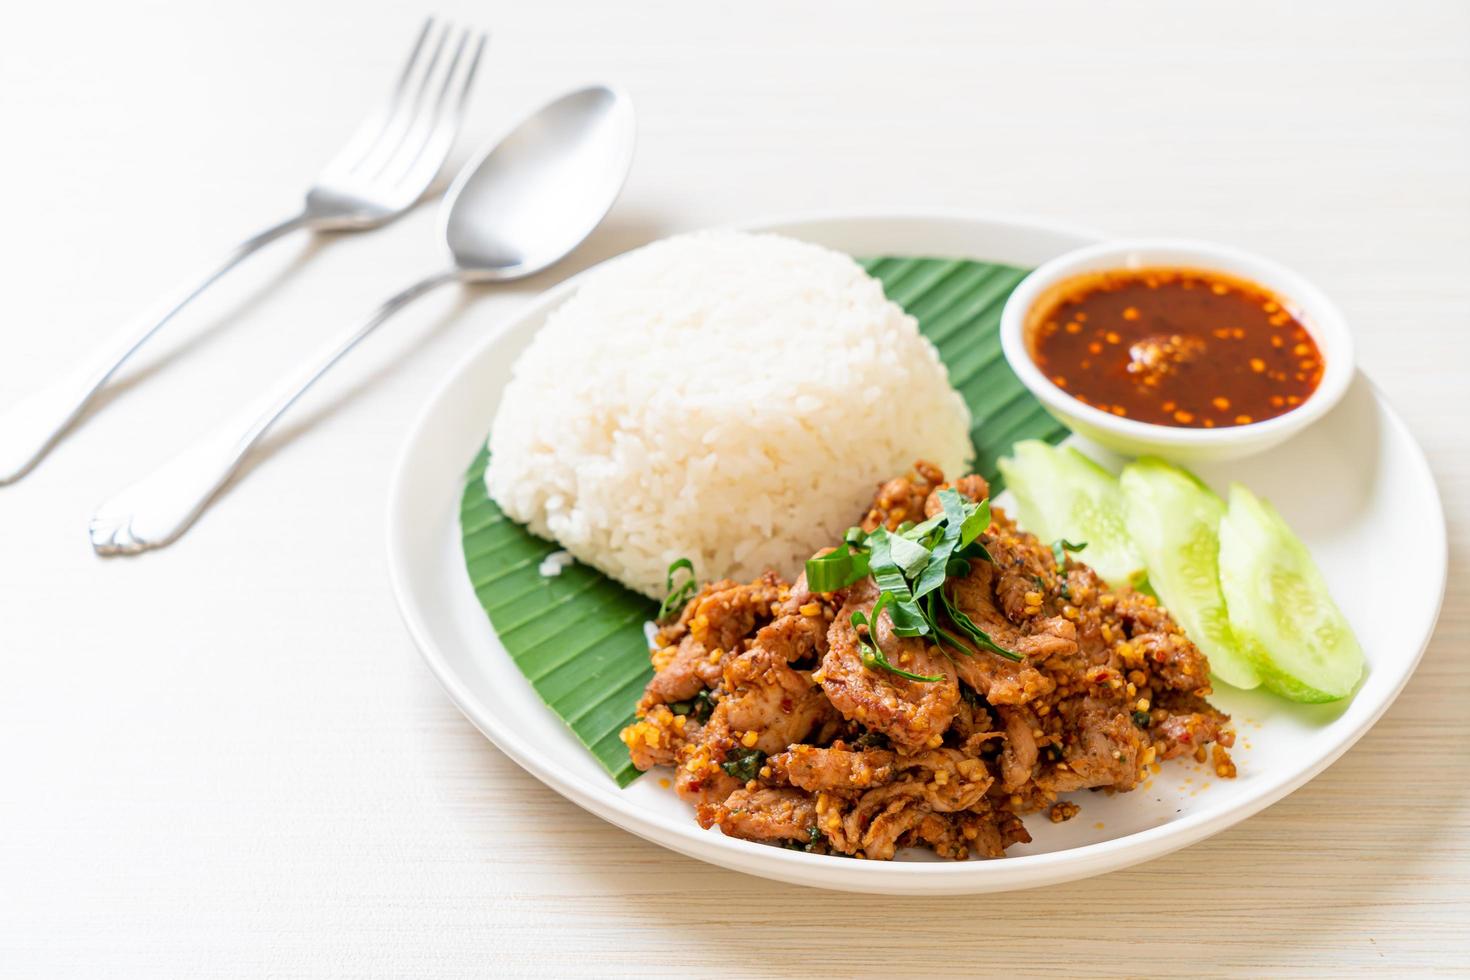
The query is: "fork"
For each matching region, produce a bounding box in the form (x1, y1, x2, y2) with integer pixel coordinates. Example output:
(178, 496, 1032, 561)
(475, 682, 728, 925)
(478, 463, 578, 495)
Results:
(0, 18, 487, 484)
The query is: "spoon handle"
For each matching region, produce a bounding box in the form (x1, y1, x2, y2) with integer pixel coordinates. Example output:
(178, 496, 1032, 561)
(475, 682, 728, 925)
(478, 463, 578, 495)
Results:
(0, 211, 316, 484)
(89, 269, 461, 555)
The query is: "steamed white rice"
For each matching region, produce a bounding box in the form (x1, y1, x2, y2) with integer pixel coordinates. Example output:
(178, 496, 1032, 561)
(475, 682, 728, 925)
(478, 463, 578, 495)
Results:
(485, 231, 972, 599)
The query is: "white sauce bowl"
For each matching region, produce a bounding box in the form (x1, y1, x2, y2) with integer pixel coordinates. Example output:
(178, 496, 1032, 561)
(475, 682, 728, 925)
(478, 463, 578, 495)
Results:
(999, 238, 1355, 463)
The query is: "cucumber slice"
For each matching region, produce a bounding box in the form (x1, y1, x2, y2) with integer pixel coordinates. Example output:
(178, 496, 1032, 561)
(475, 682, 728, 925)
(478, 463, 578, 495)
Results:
(1120, 458, 1260, 690)
(1218, 483, 1365, 702)
(997, 440, 1144, 587)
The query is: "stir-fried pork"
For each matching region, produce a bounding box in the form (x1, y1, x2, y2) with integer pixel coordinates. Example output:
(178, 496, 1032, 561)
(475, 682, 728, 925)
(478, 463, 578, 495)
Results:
(621, 463, 1236, 860)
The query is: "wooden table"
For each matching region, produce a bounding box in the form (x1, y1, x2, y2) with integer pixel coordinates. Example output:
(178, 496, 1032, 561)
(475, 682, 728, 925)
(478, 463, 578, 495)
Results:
(2, 1, 1465, 975)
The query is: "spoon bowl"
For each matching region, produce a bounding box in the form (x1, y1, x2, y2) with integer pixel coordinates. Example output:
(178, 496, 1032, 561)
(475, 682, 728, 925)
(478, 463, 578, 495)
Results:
(444, 85, 636, 281)
(90, 85, 636, 555)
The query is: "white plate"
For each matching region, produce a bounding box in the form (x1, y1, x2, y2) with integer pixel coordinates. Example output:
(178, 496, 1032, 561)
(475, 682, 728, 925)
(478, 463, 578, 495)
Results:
(386, 212, 1448, 895)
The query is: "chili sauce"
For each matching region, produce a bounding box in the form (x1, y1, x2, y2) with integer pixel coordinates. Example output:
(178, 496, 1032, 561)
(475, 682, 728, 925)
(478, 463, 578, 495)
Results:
(1026, 267, 1323, 428)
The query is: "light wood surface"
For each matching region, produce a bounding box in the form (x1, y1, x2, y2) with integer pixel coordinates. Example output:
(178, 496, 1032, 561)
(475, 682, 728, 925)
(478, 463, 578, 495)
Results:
(1, 1, 1466, 976)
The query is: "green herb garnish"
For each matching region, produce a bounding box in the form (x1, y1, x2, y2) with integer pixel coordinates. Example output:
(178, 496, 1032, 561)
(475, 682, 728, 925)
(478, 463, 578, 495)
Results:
(658, 557, 698, 620)
(668, 688, 715, 723)
(887, 531, 933, 578)
(720, 746, 766, 782)
(1052, 539, 1087, 599)
(1131, 710, 1152, 729)
(851, 598, 944, 683)
(935, 585, 1021, 660)
(1051, 538, 1087, 573)
(781, 825, 825, 853)
(822, 488, 1021, 683)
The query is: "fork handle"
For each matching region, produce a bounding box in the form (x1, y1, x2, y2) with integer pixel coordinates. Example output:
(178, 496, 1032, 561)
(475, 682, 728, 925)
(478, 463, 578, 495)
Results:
(89, 269, 461, 555)
(0, 209, 313, 484)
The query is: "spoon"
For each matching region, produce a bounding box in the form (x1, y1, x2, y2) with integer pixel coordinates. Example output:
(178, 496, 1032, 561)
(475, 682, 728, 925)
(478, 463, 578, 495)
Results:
(0, 18, 487, 485)
(89, 85, 636, 555)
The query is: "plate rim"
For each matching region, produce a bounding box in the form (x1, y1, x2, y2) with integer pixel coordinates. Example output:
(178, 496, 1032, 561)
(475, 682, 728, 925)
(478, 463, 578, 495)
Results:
(386, 209, 1449, 894)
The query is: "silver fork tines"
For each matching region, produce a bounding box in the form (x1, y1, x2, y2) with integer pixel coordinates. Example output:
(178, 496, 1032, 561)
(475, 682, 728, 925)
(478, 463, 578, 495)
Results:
(309, 19, 487, 226)
(0, 18, 487, 484)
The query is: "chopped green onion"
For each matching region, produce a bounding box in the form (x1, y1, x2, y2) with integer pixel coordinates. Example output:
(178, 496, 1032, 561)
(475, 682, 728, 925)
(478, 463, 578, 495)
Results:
(666, 556, 694, 582)
(804, 544, 870, 592)
(658, 557, 698, 620)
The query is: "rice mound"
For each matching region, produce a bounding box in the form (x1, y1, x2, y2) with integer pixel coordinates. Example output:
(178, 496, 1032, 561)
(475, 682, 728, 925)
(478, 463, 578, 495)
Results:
(485, 231, 973, 599)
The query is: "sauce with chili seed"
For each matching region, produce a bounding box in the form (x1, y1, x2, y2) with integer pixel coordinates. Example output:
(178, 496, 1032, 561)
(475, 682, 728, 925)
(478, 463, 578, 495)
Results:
(1026, 267, 1323, 428)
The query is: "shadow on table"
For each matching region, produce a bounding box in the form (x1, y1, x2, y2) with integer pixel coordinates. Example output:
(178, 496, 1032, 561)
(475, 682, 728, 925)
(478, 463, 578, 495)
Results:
(202, 208, 672, 504)
(431, 558, 1468, 976)
(5, 233, 331, 474)
(403, 234, 1469, 974)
